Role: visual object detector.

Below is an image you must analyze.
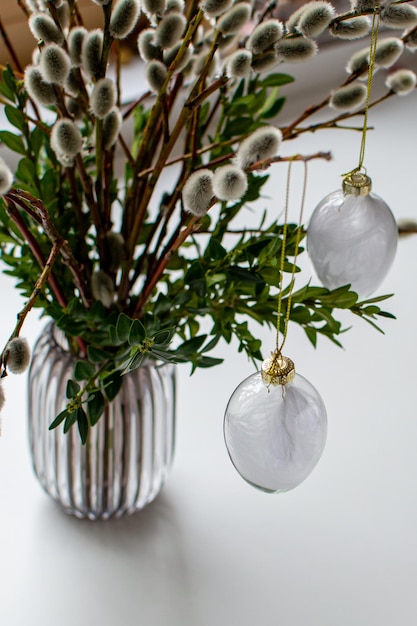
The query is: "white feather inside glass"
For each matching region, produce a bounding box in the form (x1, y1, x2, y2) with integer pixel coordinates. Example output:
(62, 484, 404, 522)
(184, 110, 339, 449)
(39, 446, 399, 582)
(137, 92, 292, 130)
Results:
(307, 175, 397, 299)
(224, 369, 327, 493)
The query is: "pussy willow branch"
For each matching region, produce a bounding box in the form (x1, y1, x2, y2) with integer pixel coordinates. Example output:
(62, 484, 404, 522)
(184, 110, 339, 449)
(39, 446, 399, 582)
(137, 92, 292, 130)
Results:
(0, 237, 63, 375)
(0, 18, 23, 73)
(7, 189, 91, 308)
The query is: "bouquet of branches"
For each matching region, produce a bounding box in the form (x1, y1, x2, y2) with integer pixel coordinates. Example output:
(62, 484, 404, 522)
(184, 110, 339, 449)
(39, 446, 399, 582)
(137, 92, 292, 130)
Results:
(0, 0, 415, 441)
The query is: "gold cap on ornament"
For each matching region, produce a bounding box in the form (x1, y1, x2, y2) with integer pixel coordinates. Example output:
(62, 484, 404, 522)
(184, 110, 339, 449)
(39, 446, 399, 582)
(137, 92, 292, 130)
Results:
(261, 351, 295, 386)
(343, 172, 372, 196)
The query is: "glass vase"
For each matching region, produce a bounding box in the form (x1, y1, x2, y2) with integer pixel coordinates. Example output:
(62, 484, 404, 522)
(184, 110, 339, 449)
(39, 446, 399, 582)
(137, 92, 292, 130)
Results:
(27, 323, 176, 520)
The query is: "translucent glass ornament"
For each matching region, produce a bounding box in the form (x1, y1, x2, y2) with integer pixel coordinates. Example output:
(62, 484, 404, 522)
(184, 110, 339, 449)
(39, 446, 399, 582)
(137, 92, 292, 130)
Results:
(224, 356, 327, 493)
(307, 174, 397, 299)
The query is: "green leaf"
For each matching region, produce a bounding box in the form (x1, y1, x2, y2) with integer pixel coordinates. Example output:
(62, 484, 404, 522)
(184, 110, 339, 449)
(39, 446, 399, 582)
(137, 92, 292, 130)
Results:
(77, 407, 89, 444)
(15, 157, 37, 186)
(260, 96, 286, 120)
(0, 80, 15, 102)
(177, 335, 207, 355)
(128, 319, 146, 345)
(87, 345, 110, 363)
(0, 130, 26, 155)
(116, 313, 133, 342)
(63, 410, 78, 434)
(49, 409, 68, 430)
(74, 360, 96, 381)
(152, 327, 175, 346)
(5, 105, 26, 132)
(259, 73, 294, 88)
(66, 379, 80, 399)
(103, 370, 123, 401)
(88, 391, 105, 426)
(205, 238, 227, 260)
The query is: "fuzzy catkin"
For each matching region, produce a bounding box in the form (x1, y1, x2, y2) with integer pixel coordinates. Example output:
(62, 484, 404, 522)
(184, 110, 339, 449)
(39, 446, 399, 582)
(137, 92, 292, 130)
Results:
(201, 0, 233, 18)
(145, 60, 168, 92)
(251, 50, 279, 72)
(106, 231, 125, 270)
(155, 13, 186, 49)
(142, 0, 166, 15)
(381, 4, 417, 29)
(5, 338, 31, 374)
(103, 107, 123, 149)
(109, 0, 141, 39)
(68, 27, 88, 66)
(276, 36, 318, 63)
(40, 44, 71, 85)
(164, 43, 191, 71)
(57, 2, 70, 29)
(374, 37, 404, 68)
(81, 30, 104, 78)
(330, 16, 370, 40)
(247, 19, 284, 54)
(183, 169, 214, 216)
(165, 0, 185, 13)
(24, 65, 57, 106)
(28, 13, 64, 45)
(236, 126, 282, 170)
(297, 1, 335, 38)
(138, 30, 162, 62)
(91, 271, 115, 308)
(352, 0, 379, 11)
(90, 78, 116, 119)
(227, 49, 252, 78)
(329, 82, 367, 110)
(217, 3, 251, 35)
(345, 47, 369, 75)
(385, 69, 417, 95)
(51, 118, 83, 157)
(213, 165, 248, 201)
(0, 158, 13, 195)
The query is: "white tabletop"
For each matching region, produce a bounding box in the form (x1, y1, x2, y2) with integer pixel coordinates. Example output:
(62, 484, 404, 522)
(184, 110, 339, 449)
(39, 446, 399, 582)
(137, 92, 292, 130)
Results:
(1, 60, 417, 625)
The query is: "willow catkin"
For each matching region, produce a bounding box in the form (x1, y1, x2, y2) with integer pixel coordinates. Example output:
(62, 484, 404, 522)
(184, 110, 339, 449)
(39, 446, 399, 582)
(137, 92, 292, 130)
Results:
(183, 170, 214, 216)
(381, 4, 417, 29)
(91, 271, 115, 308)
(345, 47, 369, 75)
(374, 37, 404, 69)
(138, 30, 162, 62)
(51, 118, 83, 157)
(227, 49, 252, 78)
(142, 0, 166, 15)
(236, 126, 282, 170)
(201, 0, 233, 18)
(329, 82, 367, 110)
(103, 107, 123, 149)
(297, 1, 336, 38)
(385, 69, 417, 95)
(0, 158, 13, 195)
(330, 16, 370, 40)
(24, 65, 57, 106)
(28, 13, 64, 45)
(5, 338, 31, 374)
(109, 0, 141, 39)
(90, 78, 117, 119)
(81, 30, 104, 78)
(217, 3, 251, 36)
(155, 13, 186, 49)
(247, 19, 284, 54)
(213, 165, 248, 201)
(276, 36, 318, 63)
(145, 60, 168, 92)
(40, 43, 71, 85)
(163, 43, 191, 71)
(165, 0, 185, 13)
(68, 27, 88, 66)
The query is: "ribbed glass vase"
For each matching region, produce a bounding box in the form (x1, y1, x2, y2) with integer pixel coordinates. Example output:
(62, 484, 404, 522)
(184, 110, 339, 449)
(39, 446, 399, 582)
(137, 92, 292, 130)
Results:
(27, 323, 176, 520)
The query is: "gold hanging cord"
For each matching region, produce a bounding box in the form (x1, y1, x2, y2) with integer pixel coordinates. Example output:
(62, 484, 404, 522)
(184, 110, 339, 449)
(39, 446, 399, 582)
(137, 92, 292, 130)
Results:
(262, 160, 308, 387)
(343, 8, 381, 193)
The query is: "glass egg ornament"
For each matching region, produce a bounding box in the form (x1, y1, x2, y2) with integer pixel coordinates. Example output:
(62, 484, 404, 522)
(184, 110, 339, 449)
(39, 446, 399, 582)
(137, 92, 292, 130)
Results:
(224, 353, 327, 493)
(307, 174, 397, 299)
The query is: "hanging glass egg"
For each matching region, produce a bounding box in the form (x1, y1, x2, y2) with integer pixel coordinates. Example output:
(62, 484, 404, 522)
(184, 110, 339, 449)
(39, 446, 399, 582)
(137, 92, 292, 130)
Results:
(307, 173, 397, 300)
(224, 353, 327, 493)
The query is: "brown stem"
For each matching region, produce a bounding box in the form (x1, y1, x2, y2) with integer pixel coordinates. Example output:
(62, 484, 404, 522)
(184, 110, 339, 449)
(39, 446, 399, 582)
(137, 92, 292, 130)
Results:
(0, 18, 23, 73)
